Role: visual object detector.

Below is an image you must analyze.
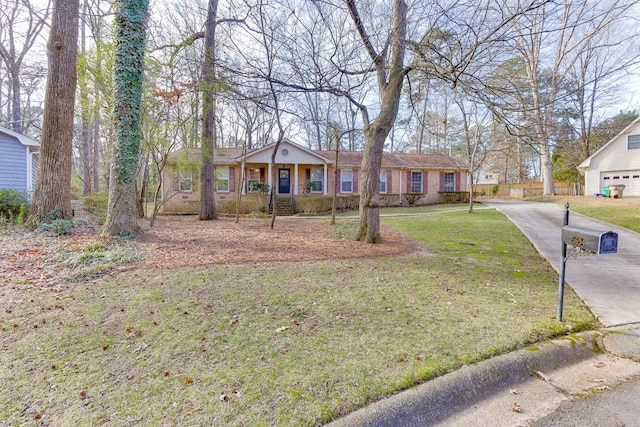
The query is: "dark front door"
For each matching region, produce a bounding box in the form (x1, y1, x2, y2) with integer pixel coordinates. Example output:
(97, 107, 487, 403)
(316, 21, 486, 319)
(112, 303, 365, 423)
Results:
(278, 168, 291, 194)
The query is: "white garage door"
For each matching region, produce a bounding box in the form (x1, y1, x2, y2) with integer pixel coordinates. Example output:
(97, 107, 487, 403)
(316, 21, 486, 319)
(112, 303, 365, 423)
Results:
(600, 171, 640, 197)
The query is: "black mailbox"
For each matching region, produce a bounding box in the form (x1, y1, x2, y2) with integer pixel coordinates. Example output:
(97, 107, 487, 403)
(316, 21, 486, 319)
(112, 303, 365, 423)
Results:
(561, 225, 618, 254)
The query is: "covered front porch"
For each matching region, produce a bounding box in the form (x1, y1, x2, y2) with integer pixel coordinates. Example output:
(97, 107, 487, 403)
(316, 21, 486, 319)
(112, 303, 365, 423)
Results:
(240, 140, 333, 196)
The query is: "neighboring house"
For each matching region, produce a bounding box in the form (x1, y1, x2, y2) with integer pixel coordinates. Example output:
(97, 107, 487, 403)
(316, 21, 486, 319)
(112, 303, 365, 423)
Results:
(578, 116, 640, 197)
(0, 125, 39, 194)
(474, 170, 501, 185)
(163, 140, 467, 214)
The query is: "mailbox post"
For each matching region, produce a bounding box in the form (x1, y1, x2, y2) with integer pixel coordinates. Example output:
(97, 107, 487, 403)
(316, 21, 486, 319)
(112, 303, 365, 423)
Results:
(557, 203, 618, 321)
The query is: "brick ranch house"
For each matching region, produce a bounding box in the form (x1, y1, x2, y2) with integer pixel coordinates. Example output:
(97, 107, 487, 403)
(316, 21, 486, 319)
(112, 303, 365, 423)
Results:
(162, 140, 468, 214)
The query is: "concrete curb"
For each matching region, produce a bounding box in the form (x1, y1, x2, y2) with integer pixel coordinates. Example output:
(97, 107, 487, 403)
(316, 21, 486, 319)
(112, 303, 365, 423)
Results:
(327, 331, 605, 427)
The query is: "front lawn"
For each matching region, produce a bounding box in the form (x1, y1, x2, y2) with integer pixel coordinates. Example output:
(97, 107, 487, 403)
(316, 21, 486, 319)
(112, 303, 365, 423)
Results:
(0, 208, 596, 426)
(555, 196, 640, 233)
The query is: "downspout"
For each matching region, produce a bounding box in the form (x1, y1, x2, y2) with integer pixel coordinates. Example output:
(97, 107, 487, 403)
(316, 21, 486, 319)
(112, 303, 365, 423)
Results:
(399, 167, 403, 205)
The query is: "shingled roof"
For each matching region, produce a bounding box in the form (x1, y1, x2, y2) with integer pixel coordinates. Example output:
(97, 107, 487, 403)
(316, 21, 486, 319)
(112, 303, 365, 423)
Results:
(168, 146, 466, 170)
(317, 151, 466, 170)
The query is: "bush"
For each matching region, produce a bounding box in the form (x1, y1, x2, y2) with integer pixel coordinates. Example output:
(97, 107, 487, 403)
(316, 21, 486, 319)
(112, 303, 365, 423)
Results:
(217, 198, 260, 215)
(0, 189, 29, 222)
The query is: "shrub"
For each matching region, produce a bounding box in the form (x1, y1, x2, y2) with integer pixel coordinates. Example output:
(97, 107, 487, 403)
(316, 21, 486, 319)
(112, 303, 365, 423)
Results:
(36, 219, 74, 235)
(217, 198, 258, 215)
(0, 189, 29, 221)
(404, 193, 424, 205)
(491, 185, 499, 196)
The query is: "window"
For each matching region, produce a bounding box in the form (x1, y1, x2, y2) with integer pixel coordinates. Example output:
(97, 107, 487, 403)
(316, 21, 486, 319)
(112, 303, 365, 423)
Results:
(380, 170, 387, 193)
(247, 168, 260, 192)
(310, 168, 323, 192)
(444, 172, 455, 191)
(623, 175, 630, 179)
(216, 166, 230, 192)
(633, 175, 640, 179)
(628, 134, 640, 150)
(603, 176, 610, 180)
(179, 170, 192, 192)
(341, 169, 353, 193)
(411, 171, 422, 193)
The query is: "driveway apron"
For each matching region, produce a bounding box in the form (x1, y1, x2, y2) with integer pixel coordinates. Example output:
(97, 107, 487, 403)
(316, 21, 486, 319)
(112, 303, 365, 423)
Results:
(483, 200, 640, 327)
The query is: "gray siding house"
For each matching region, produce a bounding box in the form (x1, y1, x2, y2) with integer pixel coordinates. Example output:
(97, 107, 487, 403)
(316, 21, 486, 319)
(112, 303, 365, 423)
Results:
(0, 126, 39, 193)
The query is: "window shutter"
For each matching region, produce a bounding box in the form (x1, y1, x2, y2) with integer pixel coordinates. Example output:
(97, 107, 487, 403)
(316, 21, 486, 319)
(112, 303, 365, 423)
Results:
(423, 171, 428, 193)
(439, 172, 445, 191)
(229, 167, 236, 192)
(387, 170, 393, 193)
(260, 167, 266, 182)
(353, 170, 359, 194)
(337, 169, 342, 194)
(455, 171, 461, 191)
(306, 168, 311, 181)
(406, 171, 411, 192)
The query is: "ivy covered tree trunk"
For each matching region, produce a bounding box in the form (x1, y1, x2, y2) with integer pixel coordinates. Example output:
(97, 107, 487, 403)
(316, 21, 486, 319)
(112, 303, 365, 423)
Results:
(27, 0, 79, 226)
(102, 0, 149, 237)
(199, 0, 219, 220)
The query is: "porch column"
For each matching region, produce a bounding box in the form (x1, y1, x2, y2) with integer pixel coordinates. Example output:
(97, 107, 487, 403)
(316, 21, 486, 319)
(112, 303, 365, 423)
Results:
(268, 163, 273, 192)
(294, 163, 299, 195)
(323, 164, 328, 195)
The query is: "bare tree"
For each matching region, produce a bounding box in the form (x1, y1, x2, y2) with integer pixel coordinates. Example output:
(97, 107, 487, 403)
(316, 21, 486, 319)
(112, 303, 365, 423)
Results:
(0, 0, 50, 133)
(27, 0, 79, 226)
(512, 0, 637, 194)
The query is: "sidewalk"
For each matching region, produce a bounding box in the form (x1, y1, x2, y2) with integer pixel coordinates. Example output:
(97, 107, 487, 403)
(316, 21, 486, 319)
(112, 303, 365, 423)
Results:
(328, 201, 640, 426)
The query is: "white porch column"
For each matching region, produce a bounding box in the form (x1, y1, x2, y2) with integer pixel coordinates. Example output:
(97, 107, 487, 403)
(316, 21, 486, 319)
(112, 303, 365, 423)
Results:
(323, 164, 328, 195)
(399, 167, 403, 204)
(293, 163, 299, 195)
(268, 163, 273, 192)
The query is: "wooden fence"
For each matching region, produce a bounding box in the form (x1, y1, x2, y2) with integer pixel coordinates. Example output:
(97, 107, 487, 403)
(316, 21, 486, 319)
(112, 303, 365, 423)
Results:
(474, 181, 581, 198)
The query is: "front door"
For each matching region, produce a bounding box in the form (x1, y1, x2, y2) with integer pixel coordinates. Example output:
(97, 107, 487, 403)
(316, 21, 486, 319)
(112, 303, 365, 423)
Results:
(278, 168, 291, 194)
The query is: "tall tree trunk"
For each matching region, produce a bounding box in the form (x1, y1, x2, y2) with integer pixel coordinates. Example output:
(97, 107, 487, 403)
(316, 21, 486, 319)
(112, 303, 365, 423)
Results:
(102, 0, 149, 237)
(10, 69, 21, 133)
(79, 0, 92, 195)
(199, 0, 219, 220)
(27, 0, 79, 226)
(352, 0, 407, 243)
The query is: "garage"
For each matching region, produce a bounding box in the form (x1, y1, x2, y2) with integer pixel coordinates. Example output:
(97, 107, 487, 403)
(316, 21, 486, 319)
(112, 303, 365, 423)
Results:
(600, 171, 640, 197)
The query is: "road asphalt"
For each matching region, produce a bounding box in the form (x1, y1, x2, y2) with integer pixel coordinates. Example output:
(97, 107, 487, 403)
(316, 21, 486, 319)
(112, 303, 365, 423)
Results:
(328, 200, 640, 427)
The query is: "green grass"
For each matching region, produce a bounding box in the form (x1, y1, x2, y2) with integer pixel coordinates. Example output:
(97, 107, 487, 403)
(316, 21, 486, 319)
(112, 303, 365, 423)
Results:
(555, 197, 640, 233)
(0, 209, 597, 426)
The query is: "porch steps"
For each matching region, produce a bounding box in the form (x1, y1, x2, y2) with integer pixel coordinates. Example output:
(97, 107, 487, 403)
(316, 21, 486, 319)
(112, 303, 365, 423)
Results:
(270, 197, 295, 216)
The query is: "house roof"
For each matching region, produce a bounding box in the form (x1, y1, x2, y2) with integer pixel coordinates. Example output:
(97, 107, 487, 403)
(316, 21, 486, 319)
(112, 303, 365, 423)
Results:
(578, 115, 640, 170)
(167, 147, 244, 165)
(167, 145, 467, 170)
(317, 150, 466, 170)
(0, 125, 39, 147)
(240, 139, 333, 164)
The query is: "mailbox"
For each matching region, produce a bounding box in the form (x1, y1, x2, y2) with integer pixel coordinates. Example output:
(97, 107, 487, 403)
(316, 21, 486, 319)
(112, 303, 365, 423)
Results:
(561, 225, 618, 254)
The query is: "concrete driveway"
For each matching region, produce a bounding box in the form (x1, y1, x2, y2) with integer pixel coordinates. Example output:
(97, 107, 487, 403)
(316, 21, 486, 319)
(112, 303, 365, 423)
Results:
(483, 200, 640, 327)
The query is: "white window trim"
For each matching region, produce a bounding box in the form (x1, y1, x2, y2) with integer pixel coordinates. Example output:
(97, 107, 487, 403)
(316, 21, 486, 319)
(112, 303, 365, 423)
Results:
(411, 171, 422, 193)
(444, 172, 455, 192)
(341, 169, 353, 193)
(179, 170, 193, 192)
(310, 168, 324, 193)
(216, 166, 230, 192)
(628, 134, 640, 150)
